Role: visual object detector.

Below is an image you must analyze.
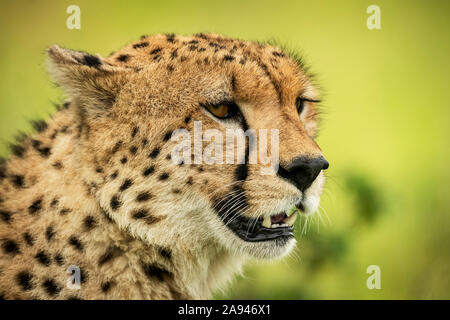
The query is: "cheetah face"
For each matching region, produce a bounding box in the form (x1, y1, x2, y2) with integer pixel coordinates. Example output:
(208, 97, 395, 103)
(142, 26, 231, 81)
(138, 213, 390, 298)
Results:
(48, 34, 328, 260)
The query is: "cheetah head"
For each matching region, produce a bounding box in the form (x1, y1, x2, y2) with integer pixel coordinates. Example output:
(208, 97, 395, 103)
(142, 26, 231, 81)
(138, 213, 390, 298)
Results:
(47, 34, 328, 261)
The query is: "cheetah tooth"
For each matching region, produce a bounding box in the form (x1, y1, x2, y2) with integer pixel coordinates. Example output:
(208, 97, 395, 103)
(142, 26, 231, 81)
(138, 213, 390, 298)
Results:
(262, 215, 271, 228)
(283, 212, 298, 226)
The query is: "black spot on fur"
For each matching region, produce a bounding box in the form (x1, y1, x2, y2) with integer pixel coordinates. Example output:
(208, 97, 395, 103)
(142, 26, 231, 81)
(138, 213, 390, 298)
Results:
(101, 281, 113, 293)
(23, 232, 35, 246)
(159, 173, 169, 181)
(132, 209, 148, 219)
(35, 251, 51, 266)
(11, 174, 24, 188)
(9, 143, 25, 157)
(83, 216, 96, 230)
(150, 48, 162, 55)
(31, 119, 48, 133)
(2, 239, 20, 255)
(95, 167, 103, 173)
(141, 262, 173, 282)
(80, 268, 88, 284)
(142, 138, 148, 147)
(98, 246, 123, 266)
(120, 157, 127, 164)
(131, 127, 139, 138)
(45, 226, 56, 241)
(184, 115, 191, 124)
(167, 64, 174, 72)
(158, 247, 172, 260)
(50, 198, 59, 207)
(82, 54, 102, 68)
(117, 54, 130, 62)
(163, 131, 173, 142)
(186, 177, 193, 185)
(16, 271, 34, 291)
(52, 161, 63, 169)
(119, 179, 133, 191)
(42, 279, 61, 296)
(112, 141, 123, 154)
(110, 195, 121, 210)
(149, 148, 160, 159)
(133, 42, 149, 49)
(143, 166, 155, 176)
(223, 55, 235, 62)
(68, 236, 83, 251)
(166, 33, 175, 43)
(172, 188, 181, 194)
(28, 199, 42, 214)
(170, 49, 178, 59)
(54, 253, 64, 266)
(110, 171, 118, 180)
(129, 146, 138, 154)
(136, 191, 152, 202)
(0, 210, 11, 223)
(59, 208, 71, 215)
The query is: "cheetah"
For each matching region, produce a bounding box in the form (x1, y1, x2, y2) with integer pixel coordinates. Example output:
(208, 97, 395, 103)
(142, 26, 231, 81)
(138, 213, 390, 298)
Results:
(0, 33, 329, 299)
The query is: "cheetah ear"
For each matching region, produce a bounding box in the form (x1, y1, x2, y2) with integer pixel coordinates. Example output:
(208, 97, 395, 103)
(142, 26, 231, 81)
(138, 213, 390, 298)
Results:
(47, 45, 131, 118)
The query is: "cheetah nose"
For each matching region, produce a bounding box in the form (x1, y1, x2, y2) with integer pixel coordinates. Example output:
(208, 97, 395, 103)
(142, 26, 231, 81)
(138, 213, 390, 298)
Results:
(277, 156, 329, 192)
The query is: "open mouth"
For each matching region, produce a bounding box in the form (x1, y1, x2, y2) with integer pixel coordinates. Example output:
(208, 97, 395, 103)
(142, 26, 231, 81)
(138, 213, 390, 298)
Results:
(219, 206, 300, 243)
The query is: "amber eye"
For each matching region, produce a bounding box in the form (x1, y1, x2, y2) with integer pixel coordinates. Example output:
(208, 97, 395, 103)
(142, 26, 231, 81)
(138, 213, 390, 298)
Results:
(205, 103, 231, 119)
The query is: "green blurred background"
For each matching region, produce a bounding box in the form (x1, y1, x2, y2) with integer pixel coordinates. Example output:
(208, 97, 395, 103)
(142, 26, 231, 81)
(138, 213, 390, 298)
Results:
(1, 0, 449, 299)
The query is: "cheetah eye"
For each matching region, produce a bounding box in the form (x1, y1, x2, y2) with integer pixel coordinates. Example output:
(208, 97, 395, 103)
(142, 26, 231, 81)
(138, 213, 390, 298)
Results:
(203, 102, 238, 119)
(296, 97, 320, 117)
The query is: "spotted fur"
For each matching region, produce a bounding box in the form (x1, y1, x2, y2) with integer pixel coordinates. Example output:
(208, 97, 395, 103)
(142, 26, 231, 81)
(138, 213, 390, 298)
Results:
(0, 33, 326, 299)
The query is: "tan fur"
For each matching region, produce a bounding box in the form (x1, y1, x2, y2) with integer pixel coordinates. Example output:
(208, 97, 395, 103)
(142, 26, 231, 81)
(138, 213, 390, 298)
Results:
(0, 33, 326, 299)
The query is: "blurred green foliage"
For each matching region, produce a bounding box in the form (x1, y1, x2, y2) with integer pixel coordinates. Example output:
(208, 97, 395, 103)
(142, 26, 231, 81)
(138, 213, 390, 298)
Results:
(0, 0, 449, 299)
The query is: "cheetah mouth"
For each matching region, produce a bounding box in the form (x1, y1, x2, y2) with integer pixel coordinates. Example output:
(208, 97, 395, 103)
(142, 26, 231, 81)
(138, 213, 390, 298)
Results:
(220, 208, 299, 242)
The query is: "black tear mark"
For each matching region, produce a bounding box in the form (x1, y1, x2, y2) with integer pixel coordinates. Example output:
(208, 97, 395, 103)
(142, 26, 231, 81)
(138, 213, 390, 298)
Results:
(110, 194, 121, 210)
(133, 42, 149, 49)
(141, 262, 173, 282)
(16, 271, 34, 291)
(119, 179, 133, 191)
(28, 199, 42, 214)
(2, 239, 20, 256)
(117, 54, 130, 62)
(23, 232, 35, 246)
(83, 215, 96, 230)
(68, 236, 83, 251)
(0, 210, 11, 223)
(42, 279, 62, 296)
(45, 226, 56, 241)
(35, 251, 51, 266)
